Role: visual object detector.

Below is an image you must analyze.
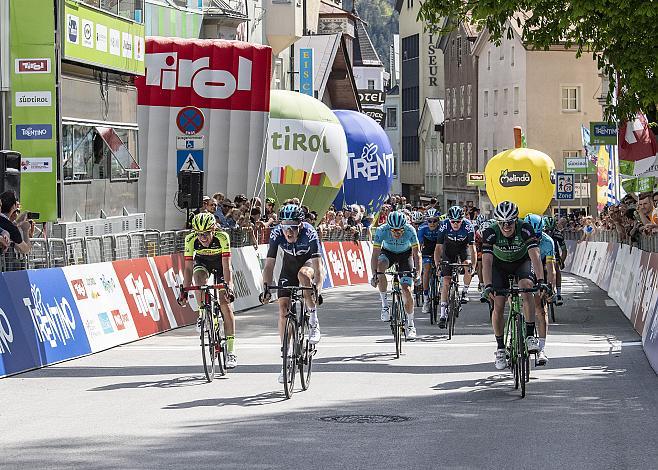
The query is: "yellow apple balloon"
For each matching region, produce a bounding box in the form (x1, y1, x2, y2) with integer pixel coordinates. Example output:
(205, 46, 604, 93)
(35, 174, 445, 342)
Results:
(485, 148, 555, 217)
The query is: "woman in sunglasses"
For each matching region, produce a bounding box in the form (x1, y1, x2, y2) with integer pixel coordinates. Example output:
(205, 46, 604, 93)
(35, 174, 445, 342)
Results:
(480, 201, 547, 371)
(260, 204, 324, 384)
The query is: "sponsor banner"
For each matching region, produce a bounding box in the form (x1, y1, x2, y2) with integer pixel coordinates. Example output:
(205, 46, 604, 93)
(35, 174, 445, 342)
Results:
(299, 48, 313, 97)
(608, 244, 642, 320)
(3, 268, 92, 368)
(631, 251, 658, 337)
(150, 254, 199, 327)
(643, 302, 658, 373)
(112, 258, 172, 337)
(597, 242, 619, 292)
(21, 157, 53, 173)
(62, 263, 139, 352)
(9, 0, 58, 222)
(230, 247, 264, 311)
(63, 0, 145, 75)
(360, 241, 374, 280)
(0, 274, 40, 378)
(340, 241, 368, 285)
(562, 240, 577, 272)
(323, 242, 350, 287)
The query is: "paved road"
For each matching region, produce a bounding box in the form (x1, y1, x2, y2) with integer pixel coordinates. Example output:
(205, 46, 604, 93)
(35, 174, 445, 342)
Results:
(2, 274, 657, 469)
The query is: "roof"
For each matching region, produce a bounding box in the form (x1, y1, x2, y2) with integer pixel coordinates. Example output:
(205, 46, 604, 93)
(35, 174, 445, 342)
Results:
(353, 19, 383, 67)
(418, 98, 444, 134)
(394, 0, 403, 14)
(202, 0, 248, 20)
(294, 34, 361, 111)
(319, 0, 356, 18)
(387, 84, 399, 95)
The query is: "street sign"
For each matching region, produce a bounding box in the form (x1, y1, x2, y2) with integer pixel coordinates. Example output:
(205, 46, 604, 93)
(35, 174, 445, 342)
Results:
(590, 121, 617, 145)
(299, 48, 313, 96)
(467, 173, 486, 187)
(176, 106, 205, 135)
(176, 150, 203, 173)
(555, 172, 574, 200)
(564, 157, 596, 174)
(176, 135, 205, 150)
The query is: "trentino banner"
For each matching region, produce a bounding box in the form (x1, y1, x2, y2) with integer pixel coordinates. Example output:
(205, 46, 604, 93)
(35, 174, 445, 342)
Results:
(9, 0, 58, 221)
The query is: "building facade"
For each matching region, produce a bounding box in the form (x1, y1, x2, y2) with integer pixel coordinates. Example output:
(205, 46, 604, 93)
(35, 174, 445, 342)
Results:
(384, 84, 401, 194)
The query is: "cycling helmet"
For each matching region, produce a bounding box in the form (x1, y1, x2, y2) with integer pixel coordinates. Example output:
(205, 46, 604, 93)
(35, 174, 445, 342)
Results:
(493, 201, 519, 222)
(411, 211, 424, 224)
(425, 208, 439, 219)
(279, 203, 303, 221)
(387, 211, 407, 229)
(543, 215, 556, 230)
(447, 205, 464, 221)
(439, 213, 448, 221)
(524, 213, 544, 236)
(192, 212, 216, 233)
(478, 220, 492, 232)
(475, 214, 487, 226)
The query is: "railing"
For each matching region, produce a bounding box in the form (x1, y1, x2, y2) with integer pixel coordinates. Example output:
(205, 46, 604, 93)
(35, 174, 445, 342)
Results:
(0, 225, 368, 272)
(563, 228, 658, 252)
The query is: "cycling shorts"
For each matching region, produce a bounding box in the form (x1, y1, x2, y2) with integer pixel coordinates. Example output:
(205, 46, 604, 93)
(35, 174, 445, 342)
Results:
(492, 257, 535, 296)
(277, 256, 314, 299)
(422, 254, 435, 265)
(379, 249, 413, 286)
(440, 247, 469, 277)
(193, 256, 225, 282)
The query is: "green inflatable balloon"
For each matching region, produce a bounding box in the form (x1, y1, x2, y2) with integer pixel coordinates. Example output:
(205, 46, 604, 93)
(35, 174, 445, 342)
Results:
(266, 90, 348, 220)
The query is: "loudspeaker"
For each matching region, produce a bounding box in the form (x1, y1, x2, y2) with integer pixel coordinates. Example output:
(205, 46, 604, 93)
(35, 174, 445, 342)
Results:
(177, 170, 203, 209)
(0, 150, 21, 196)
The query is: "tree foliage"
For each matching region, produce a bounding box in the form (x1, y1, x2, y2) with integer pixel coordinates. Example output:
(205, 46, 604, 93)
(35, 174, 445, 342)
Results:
(350, 0, 399, 71)
(418, 0, 658, 123)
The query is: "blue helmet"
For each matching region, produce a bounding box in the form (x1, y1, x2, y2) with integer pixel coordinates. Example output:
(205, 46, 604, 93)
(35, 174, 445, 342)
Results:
(279, 203, 303, 221)
(387, 211, 407, 229)
(447, 205, 464, 221)
(425, 208, 439, 219)
(524, 213, 544, 236)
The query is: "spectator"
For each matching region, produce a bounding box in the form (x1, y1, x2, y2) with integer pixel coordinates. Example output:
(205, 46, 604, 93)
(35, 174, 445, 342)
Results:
(212, 192, 225, 205)
(217, 200, 236, 227)
(637, 191, 654, 225)
(186, 195, 211, 228)
(0, 190, 33, 254)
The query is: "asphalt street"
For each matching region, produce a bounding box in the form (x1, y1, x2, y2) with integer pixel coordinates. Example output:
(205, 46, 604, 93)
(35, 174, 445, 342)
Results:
(1, 274, 657, 470)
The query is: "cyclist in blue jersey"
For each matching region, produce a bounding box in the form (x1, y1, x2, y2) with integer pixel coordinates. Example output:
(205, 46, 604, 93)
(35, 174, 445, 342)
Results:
(417, 208, 442, 314)
(524, 214, 556, 366)
(370, 211, 422, 339)
(261, 204, 324, 384)
(433, 206, 477, 328)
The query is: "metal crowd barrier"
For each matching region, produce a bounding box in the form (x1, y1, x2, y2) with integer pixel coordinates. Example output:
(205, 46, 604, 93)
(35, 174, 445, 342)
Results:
(0, 225, 375, 272)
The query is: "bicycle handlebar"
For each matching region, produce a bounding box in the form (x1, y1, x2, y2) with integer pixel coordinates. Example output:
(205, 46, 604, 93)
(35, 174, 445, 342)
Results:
(265, 285, 317, 292)
(374, 270, 417, 276)
(181, 283, 229, 292)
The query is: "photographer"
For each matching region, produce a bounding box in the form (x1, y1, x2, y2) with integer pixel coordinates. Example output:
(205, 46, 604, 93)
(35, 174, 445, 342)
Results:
(0, 190, 33, 254)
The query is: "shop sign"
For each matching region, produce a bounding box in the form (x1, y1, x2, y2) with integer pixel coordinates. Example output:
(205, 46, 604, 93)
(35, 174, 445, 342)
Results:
(466, 173, 485, 187)
(358, 90, 384, 106)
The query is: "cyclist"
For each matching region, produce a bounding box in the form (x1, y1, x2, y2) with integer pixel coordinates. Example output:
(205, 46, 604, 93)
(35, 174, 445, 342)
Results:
(370, 211, 421, 339)
(411, 210, 425, 231)
(543, 215, 567, 305)
(260, 204, 324, 384)
(433, 205, 477, 328)
(181, 212, 237, 369)
(417, 208, 442, 313)
(524, 214, 556, 366)
(480, 201, 548, 370)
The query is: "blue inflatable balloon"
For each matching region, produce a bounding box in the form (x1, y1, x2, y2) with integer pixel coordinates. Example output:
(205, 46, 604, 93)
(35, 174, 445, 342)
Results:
(332, 110, 394, 214)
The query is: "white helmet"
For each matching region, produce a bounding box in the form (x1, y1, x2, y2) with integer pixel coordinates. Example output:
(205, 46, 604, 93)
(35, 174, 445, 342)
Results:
(411, 211, 424, 224)
(493, 201, 519, 222)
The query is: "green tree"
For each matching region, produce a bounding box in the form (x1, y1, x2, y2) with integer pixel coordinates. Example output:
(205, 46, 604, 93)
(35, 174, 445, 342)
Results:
(418, 0, 658, 122)
(349, 0, 399, 71)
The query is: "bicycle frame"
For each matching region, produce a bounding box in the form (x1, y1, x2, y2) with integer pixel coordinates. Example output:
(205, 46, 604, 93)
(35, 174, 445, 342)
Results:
(376, 269, 415, 358)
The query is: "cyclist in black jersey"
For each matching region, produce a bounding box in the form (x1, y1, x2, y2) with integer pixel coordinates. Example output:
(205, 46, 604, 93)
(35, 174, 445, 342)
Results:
(480, 201, 548, 370)
(543, 216, 567, 305)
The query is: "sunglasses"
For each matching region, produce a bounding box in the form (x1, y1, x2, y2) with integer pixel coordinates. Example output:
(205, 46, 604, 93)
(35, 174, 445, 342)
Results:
(198, 231, 213, 239)
(282, 223, 301, 233)
(427, 218, 439, 224)
(449, 219, 462, 224)
(500, 219, 516, 227)
(391, 228, 405, 234)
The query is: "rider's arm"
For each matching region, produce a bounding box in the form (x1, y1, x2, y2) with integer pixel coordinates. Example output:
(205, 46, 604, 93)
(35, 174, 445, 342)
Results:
(469, 243, 477, 266)
(529, 247, 544, 282)
(262, 257, 276, 286)
(182, 233, 195, 289)
(545, 256, 556, 287)
(480, 226, 496, 286)
(222, 256, 233, 288)
(371, 246, 382, 274)
(311, 257, 323, 286)
(433, 243, 444, 266)
(412, 245, 421, 272)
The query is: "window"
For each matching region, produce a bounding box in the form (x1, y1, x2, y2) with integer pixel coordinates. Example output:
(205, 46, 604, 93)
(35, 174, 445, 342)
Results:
(484, 148, 489, 163)
(511, 45, 515, 66)
(563, 150, 581, 158)
(487, 50, 491, 70)
(407, 0, 413, 8)
(513, 86, 519, 114)
(493, 89, 498, 116)
(83, 0, 145, 23)
(561, 86, 580, 112)
(460, 142, 465, 172)
(467, 142, 473, 171)
(445, 143, 451, 175)
(367, 80, 375, 90)
(62, 123, 140, 181)
(493, 148, 498, 156)
(457, 36, 462, 67)
(402, 137, 419, 162)
(452, 87, 457, 117)
(386, 107, 397, 128)
(503, 88, 508, 115)
(483, 90, 489, 117)
(467, 85, 472, 116)
(499, 41, 504, 60)
(460, 85, 465, 117)
(452, 143, 457, 173)
(401, 34, 420, 162)
(273, 58, 284, 89)
(445, 88, 450, 119)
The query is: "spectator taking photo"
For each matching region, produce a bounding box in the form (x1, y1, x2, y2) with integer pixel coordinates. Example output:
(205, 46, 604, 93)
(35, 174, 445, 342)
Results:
(0, 190, 33, 254)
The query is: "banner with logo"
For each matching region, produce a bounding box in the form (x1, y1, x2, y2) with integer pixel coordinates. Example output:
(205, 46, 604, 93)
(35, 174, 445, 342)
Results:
(62, 263, 139, 352)
(135, 37, 272, 229)
(63, 0, 145, 75)
(230, 247, 265, 311)
(150, 254, 199, 327)
(332, 110, 394, 214)
(3, 269, 92, 368)
(322, 242, 351, 287)
(9, 0, 58, 221)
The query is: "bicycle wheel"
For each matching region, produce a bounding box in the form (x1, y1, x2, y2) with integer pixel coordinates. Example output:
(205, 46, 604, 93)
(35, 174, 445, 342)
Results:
(447, 285, 456, 340)
(299, 312, 313, 391)
(215, 305, 227, 377)
(517, 312, 527, 398)
(431, 276, 439, 325)
(428, 278, 435, 325)
(549, 300, 556, 323)
(282, 314, 297, 399)
(200, 310, 217, 382)
(391, 293, 402, 358)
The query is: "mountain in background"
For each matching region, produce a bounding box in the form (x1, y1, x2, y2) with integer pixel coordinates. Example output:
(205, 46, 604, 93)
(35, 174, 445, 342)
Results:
(344, 0, 399, 72)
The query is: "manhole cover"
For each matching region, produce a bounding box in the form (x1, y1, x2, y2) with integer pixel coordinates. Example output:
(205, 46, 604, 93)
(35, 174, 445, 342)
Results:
(319, 415, 412, 424)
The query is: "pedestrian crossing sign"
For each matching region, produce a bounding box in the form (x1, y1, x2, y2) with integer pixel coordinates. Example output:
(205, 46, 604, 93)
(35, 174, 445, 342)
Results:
(176, 150, 204, 174)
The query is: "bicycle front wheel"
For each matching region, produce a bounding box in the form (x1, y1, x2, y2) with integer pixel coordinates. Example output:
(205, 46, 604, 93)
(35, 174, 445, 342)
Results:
(282, 315, 297, 399)
(299, 314, 313, 391)
(391, 294, 402, 358)
(200, 312, 217, 382)
(549, 300, 556, 323)
(517, 312, 527, 398)
(216, 308, 227, 377)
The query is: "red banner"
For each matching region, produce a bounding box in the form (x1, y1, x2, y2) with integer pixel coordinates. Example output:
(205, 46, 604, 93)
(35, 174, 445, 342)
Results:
(112, 259, 172, 337)
(340, 241, 368, 285)
(323, 242, 350, 287)
(151, 254, 198, 327)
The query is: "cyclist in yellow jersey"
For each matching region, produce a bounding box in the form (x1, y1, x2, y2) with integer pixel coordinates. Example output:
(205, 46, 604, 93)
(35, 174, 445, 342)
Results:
(180, 212, 237, 369)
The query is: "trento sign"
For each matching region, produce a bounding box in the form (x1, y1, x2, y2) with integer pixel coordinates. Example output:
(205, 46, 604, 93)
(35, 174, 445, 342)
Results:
(15, 124, 53, 140)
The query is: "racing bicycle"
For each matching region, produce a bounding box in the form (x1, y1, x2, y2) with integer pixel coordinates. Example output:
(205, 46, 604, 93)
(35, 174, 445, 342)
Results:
(377, 269, 415, 359)
(427, 263, 440, 325)
(441, 262, 471, 340)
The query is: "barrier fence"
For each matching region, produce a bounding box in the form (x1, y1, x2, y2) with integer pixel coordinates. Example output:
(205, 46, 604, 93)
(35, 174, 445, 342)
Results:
(561, 229, 658, 253)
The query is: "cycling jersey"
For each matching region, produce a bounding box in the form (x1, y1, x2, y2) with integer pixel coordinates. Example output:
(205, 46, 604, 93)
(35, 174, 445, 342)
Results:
(545, 228, 566, 259)
(373, 224, 419, 254)
(539, 232, 555, 262)
(266, 222, 321, 260)
(481, 220, 538, 263)
(184, 230, 231, 277)
(436, 219, 475, 250)
(417, 222, 441, 256)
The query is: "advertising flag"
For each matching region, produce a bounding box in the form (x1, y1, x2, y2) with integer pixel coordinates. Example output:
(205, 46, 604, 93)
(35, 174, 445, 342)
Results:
(619, 112, 658, 176)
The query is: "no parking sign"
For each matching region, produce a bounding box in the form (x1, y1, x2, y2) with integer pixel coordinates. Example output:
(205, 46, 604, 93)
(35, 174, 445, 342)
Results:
(176, 106, 205, 135)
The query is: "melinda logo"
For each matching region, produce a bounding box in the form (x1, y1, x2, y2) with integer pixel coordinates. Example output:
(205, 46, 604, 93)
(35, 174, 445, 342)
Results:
(15, 124, 52, 140)
(15, 91, 51, 107)
(15, 58, 50, 74)
(499, 169, 531, 187)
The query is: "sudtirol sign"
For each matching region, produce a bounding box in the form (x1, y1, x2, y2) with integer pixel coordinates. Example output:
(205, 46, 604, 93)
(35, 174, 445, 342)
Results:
(499, 169, 531, 187)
